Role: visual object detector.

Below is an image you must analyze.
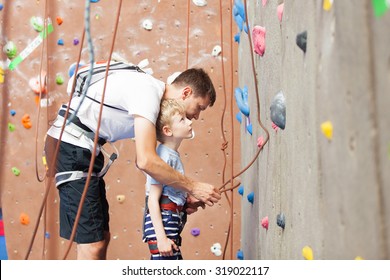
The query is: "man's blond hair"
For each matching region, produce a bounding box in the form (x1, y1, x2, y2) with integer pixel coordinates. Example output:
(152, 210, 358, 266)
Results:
(156, 99, 186, 143)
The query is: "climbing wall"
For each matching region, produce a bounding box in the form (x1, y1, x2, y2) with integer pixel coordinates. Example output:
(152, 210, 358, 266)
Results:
(0, 1, 242, 259)
(236, 0, 390, 259)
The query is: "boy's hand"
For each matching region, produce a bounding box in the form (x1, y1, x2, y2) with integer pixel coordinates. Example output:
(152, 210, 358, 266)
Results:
(185, 195, 206, 215)
(157, 238, 179, 257)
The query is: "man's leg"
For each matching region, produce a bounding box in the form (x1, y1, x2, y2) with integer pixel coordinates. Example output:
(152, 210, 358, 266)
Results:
(77, 231, 110, 260)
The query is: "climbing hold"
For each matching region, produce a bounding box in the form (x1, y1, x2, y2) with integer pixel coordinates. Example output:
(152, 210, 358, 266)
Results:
(372, 0, 390, 17)
(234, 86, 249, 117)
(321, 121, 333, 140)
(3, 41, 17, 59)
(246, 123, 252, 135)
(236, 112, 242, 124)
(211, 45, 222, 57)
(271, 122, 278, 131)
(247, 192, 254, 204)
(0, 4, 3, 11)
(30, 16, 44, 32)
(68, 62, 85, 77)
(193, 0, 207, 7)
(252, 26, 266, 56)
(296, 31, 307, 53)
(116, 195, 126, 203)
(261, 216, 269, 230)
(0, 66, 4, 83)
(57, 38, 64, 46)
(45, 232, 50, 239)
(21, 114, 32, 129)
(257, 136, 264, 148)
(355, 256, 364, 260)
(55, 74, 64, 85)
(234, 32, 240, 43)
(73, 38, 79, 45)
(56, 16, 63, 25)
(262, 0, 267, 7)
(270, 91, 286, 130)
(90, 0, 100, 2)
(210, 243, 222, 257)
(277, 3, 284, 22)
(8, 123, 15, 132)
(29, 71, 47, 94)
(142, 19, 153, 31)
(238, 185, 244, 196)
(236, 249, 244, 260)
(20, 213, 30, 225)
(323, 0, 334, 11)
(190, 228, 200, 236)
(11, 167, 21, 176)
(302, 246, 314, 260)
(10, 110, 16, 116)
(276, 213, 285, 229)
(233, 0, 246, 23)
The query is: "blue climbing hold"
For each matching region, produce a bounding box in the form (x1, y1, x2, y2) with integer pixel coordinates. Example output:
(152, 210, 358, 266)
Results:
(0, 4, 4, 11)
(45, 232, 50, 239)
(236, 249, 244, 260)
(90, 0, 100, 3)
(247, 192, 254, 204)
(234, 33, 240, 43)
(234, 86, 249, 117)
(57, 38, 64, 46)
(236, 112, 242, 124)
(10, 110, 16, 116)
(246, 123, 252, 135)
(238, 185, 244, 196)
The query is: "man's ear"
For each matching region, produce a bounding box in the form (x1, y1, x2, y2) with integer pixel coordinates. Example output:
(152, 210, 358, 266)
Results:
(181, 86, 192, 100)
(162, 125, 173, 137)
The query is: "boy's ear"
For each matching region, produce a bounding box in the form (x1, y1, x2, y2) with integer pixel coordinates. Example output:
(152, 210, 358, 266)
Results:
(162, 125, 173, 137)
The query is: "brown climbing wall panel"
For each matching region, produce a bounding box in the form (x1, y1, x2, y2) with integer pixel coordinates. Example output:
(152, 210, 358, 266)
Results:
(0, 1, 241, 260)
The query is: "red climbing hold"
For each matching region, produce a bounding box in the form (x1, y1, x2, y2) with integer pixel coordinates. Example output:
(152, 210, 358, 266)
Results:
(252, 26, 266, 56)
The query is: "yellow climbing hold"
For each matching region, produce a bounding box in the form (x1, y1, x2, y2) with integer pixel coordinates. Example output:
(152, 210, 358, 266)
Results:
(0, 66, 4, 83)
(321, 121, 333, 140)
(302, 246, 314, 260)
(355, 256, 364, 260)
(323, 0, 333, 11)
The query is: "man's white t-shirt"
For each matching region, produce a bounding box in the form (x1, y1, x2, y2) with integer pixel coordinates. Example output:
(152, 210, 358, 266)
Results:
(47, 67, 165, 151)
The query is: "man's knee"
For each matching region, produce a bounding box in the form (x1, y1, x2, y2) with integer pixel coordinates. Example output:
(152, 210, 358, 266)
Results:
(77, 239, 108, 260)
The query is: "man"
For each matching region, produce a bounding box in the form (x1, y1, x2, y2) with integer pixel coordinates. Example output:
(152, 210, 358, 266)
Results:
(44, 61, 221, 259)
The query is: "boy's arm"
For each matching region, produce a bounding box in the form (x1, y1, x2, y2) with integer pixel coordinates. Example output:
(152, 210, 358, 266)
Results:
(148, 184, 179, 256)
(134, 116, 221, 206)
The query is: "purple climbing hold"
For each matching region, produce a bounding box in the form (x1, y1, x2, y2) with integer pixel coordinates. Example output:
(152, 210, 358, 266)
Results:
(73, 38, 80, 45)
(191, 228, 200, 236)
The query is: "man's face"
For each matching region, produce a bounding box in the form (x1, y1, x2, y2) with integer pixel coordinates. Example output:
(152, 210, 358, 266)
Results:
(183, 94, 210, 120)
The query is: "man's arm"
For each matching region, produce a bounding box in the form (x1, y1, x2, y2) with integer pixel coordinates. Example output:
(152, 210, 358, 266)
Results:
(134, 116, 221, 206)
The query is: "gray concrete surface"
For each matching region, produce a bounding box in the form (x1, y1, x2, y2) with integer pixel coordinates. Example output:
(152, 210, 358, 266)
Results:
(238, 0, 389, 259)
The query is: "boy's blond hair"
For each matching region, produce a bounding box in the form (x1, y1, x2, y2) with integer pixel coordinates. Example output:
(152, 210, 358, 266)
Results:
(156, 99, 186, 143)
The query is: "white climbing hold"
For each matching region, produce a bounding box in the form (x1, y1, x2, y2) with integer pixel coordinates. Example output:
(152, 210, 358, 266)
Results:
(210, 242, 222, 256)
(142, 19, 153, 31)
(193, 0, 207, 7)
(211, 45, 222, 57)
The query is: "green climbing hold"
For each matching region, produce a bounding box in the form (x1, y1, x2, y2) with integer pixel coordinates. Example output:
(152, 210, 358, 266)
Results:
(8, 123, 16, 132)
(56, 74, 64, 85)
(372, 0, 389, 17)
(12, 167, 21, 176)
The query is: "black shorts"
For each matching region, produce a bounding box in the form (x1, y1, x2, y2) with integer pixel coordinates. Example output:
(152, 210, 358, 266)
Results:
(45, 137, 109, 244)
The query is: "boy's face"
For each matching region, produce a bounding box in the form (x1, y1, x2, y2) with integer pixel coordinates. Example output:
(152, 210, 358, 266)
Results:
(169, 112, 193, 139)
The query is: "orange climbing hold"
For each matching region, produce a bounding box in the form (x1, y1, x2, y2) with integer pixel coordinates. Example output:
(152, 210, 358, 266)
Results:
(29, 71, 47, 95)
(56, 16, 63, 25)
(20, 213, 30, 225)
(21, 114, 32, 129)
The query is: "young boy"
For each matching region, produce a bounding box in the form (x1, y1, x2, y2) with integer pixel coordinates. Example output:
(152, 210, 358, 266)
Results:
(142, 99, 193, 260)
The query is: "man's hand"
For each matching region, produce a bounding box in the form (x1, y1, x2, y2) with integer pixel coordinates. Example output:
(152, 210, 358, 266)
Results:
(185, 195, 206, 215)
(190, 182, 221, 206)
